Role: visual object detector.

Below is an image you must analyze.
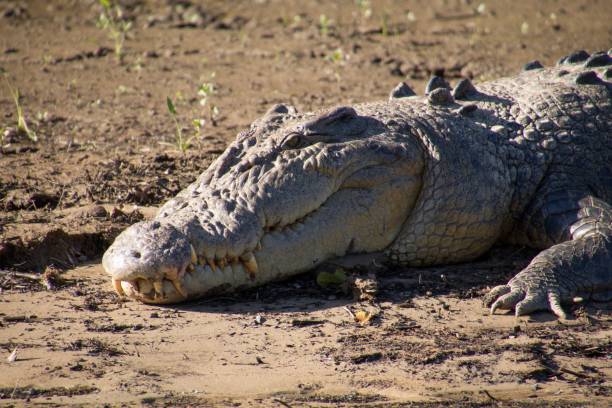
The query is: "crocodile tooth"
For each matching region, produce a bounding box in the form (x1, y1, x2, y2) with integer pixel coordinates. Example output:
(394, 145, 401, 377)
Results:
(190, 245, 197, 264)
(256, 242, 262, 251)
(153, 280, 164, 299)
(207, 258, 217, 272)
(112, 278, 125, 296)
(170, 278, 188, 298)
(241, 252, 258, 278)
(138, 279, 153, 295)
(218, 257, 227, 269)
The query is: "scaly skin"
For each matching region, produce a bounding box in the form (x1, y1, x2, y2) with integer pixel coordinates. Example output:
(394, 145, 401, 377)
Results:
(103, 50, 612, 318)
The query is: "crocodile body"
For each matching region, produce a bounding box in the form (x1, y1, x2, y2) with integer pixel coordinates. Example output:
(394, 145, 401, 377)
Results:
(103, 50, 612, 318)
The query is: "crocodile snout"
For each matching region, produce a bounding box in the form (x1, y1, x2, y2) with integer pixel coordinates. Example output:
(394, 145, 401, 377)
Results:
(102, 220, 195, 302)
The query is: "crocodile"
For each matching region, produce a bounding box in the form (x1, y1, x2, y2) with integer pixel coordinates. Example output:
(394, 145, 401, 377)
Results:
(102, 50, 612, 318)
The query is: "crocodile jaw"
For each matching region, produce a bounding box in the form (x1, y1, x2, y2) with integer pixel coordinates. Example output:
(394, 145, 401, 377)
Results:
(102, 167, 422, 304)
(102, 221, 195, 303)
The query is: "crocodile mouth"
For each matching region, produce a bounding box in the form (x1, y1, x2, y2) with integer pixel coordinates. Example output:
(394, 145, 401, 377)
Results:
(108, 202, 324, 303)
(109, 182, 352, 303)
(110, 243, 260, 303)
(107, 158, 421, 304)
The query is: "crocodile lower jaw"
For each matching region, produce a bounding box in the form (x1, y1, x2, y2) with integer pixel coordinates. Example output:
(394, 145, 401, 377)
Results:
(110, 244, 260, 303)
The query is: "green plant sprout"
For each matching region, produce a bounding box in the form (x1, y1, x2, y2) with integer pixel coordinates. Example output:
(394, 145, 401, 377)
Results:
(326, 48, 344, 64)
(162, 97, 196, 153)
(319, 14, 331, 36)
(380, 12, 390, 36)
(279, 14, 291, 28)
(355, 0, 372, 19)
(326, 48, 345, 82)
(198, 74, 220, 125)
(162, 77, 221, 152)
(2, 70, 37, 142)
(197, 82, 215, 105)
(97, 0, 132, 63)
(238, 28, 250, 48)
(192, 118, 206, 136)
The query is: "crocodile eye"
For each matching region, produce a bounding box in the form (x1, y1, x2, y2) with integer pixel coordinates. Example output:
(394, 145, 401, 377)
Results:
(282, 133, 307, 150)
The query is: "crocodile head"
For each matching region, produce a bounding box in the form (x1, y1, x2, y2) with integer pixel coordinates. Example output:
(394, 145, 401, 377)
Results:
(102, 104, 425, 303)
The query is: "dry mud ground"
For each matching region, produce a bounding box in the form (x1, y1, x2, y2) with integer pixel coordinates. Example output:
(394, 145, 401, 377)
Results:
(0, 0, 611, 406)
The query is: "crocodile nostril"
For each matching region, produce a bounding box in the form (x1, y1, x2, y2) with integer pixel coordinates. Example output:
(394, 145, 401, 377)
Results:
(131, 250, 142, 259)
(151, 221, 161, 229)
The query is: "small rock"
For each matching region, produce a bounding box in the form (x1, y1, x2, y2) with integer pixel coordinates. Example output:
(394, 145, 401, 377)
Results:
(70, 362, 84, 371)
(4, 190, 59, 210)
(77, 205, 108, 219)
(42, 266, 62, 290)
(350, 274, 378, 302)
(2, 127, 19, 143)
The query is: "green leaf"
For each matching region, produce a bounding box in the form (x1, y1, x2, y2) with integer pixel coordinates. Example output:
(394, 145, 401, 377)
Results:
(316, 268, 347, 288)
(99, 0, 111, 9)
(166, 97, 176, 115)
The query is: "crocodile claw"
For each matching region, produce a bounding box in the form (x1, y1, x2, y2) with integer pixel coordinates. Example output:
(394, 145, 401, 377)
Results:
(484, 284, 568, 319)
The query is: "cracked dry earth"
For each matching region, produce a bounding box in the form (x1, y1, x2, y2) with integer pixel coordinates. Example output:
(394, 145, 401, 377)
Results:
(0, 0, 611, 406)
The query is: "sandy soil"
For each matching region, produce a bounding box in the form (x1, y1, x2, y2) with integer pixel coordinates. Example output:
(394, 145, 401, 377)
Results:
(0, 0, 611, 406)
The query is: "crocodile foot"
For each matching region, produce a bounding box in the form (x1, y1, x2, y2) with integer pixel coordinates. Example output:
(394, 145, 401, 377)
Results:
(483, 282, 568, 319)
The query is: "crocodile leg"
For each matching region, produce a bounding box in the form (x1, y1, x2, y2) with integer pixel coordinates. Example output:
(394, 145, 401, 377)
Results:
(484, 193, 612, 318)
